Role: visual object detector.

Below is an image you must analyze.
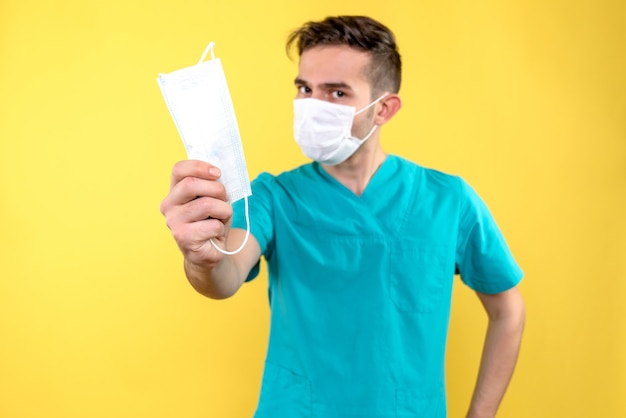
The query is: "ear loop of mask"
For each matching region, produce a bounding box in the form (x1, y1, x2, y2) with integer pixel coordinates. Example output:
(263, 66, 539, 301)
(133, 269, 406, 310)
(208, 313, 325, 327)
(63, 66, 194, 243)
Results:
(355, 93, 388, 115)
(210, 195, 250, 256)
(198, 41, 216, 64)
(195, 41, 251, 256)
(353, 93, 389, 141)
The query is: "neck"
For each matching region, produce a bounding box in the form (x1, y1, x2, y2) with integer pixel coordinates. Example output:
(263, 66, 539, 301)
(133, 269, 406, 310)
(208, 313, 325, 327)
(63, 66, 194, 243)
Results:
(323, 140, 386, 196)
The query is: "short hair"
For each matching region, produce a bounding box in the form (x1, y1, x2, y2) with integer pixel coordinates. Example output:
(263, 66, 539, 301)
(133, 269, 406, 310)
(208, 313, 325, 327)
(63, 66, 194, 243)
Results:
(286, 16, 402, 96)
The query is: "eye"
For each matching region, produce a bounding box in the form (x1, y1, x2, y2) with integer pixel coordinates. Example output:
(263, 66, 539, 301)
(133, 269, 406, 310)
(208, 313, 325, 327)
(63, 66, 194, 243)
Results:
(298, 85, 311, 95)
(331, 90, 346, 99)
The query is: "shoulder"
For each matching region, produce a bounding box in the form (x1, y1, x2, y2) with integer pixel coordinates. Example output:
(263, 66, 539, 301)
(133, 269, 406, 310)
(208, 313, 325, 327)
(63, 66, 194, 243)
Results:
(250, 163, 317, 192)
(390, 155, 465, 194)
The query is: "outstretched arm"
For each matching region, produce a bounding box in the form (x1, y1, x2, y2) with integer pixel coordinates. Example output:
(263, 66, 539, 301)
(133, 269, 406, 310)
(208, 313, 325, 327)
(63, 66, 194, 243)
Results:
(466, 287, 525, 418)
(160, 160, 260, 299)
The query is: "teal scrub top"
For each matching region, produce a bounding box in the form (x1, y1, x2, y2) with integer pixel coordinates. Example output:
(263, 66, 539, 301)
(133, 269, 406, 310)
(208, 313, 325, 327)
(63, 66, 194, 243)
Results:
(232, 155, 523, 418)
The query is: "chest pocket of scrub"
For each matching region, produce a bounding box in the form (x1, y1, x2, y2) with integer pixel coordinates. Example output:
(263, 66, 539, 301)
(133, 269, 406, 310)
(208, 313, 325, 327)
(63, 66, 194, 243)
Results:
(388, 243, 450, 314)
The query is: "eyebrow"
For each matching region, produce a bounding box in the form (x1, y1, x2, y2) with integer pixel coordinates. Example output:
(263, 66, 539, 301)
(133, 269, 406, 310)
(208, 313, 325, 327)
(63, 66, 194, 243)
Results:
(294, 78, 353, 91)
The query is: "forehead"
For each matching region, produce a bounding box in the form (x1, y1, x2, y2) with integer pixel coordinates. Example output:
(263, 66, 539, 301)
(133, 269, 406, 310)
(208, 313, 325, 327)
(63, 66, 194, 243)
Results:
(297, 45, 371, 89)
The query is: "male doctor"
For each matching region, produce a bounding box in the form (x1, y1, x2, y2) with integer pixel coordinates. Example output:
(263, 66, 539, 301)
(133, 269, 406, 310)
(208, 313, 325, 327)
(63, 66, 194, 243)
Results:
(160, 15, 525, 418)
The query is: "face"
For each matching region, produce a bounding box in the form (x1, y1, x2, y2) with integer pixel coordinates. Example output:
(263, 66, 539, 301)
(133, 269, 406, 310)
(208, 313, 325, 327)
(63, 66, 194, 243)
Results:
(295, 45, 378, 139)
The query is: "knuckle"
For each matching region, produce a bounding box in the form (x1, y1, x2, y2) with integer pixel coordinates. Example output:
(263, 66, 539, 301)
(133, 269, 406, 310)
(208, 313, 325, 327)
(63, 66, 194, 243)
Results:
(164, 214, 177, 232)
(170, 224, 189, 245)
(216, 182, 228, 200)
(171, 161, 186, 180)
(159, 198, 169, 216)
(179, 175, 196, 188)
(207, 219, 224, 238)
(177, 176, 201, 197)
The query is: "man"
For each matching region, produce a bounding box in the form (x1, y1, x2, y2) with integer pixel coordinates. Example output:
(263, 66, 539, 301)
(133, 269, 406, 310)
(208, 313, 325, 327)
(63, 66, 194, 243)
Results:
(160, 15, 525, 418)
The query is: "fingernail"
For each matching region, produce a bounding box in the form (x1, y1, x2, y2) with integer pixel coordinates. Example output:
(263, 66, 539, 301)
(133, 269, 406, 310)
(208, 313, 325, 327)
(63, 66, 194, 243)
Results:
(209, 167, 221, 177)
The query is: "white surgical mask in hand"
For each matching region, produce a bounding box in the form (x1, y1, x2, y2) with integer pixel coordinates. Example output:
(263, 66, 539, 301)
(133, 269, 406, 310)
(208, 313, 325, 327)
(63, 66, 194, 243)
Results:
(157, 41, 251, 255)
(293, 94, 387, 165)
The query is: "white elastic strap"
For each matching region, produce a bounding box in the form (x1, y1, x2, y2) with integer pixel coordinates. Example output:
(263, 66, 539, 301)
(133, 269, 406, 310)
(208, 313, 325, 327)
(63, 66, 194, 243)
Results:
(355, 92, 389, 115)
(198, 41, 216, 64)
(360, 124, 378, 142)
(210, 195, 250, 255)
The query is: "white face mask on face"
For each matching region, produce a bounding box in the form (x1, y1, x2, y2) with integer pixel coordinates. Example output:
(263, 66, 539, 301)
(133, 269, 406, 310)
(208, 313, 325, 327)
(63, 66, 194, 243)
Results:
(293, 94, 387, 165)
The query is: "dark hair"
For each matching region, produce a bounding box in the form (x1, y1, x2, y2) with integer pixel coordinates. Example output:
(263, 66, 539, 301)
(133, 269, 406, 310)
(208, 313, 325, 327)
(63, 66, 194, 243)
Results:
(286, 16, 402, 96)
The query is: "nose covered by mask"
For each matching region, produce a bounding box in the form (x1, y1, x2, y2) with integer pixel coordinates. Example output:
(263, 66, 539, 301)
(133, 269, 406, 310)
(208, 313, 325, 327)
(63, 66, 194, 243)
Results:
(293, 94, 387, 165)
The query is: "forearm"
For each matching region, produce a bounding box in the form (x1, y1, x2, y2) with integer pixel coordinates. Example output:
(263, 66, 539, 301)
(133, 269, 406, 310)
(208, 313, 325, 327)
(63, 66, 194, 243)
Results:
(184, 255, 245, 299)
(467, 290, 525, 418)
(183, 229, 260, 299)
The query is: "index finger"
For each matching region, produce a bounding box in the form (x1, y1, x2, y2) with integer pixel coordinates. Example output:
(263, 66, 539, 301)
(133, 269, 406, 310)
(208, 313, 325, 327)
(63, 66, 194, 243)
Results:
(170, 160, 222, 190)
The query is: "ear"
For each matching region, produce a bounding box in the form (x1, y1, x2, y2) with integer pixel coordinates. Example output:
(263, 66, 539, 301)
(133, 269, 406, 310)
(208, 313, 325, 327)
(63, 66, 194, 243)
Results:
(374, 94, 402, 126)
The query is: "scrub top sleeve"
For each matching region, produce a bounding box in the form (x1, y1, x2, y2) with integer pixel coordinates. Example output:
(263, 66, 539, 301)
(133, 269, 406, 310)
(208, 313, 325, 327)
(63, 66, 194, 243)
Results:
(232, 172, 275, 282)
(455, 178, 523, 294)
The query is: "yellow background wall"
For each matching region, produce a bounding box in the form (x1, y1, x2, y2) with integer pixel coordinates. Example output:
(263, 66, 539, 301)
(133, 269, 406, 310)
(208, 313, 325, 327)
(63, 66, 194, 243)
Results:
(1, 0, 624, 416)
